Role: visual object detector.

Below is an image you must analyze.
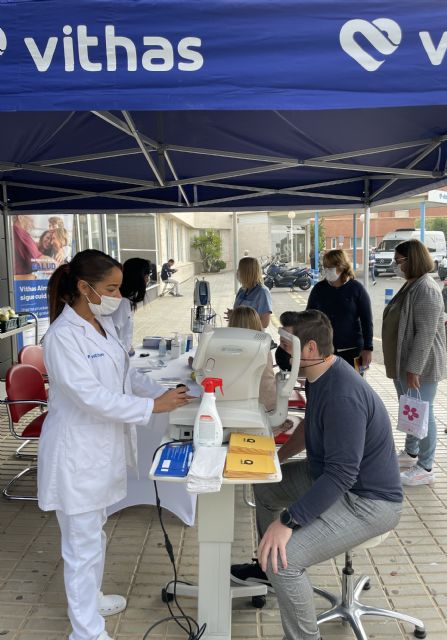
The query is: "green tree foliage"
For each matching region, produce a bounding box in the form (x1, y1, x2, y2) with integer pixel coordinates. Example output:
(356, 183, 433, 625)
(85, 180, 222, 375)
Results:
(191, 229, 225, 272)
(415, 217, 447, 236)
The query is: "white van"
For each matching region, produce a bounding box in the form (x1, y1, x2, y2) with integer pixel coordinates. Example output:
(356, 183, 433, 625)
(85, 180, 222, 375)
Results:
(374, 228, 446, 276)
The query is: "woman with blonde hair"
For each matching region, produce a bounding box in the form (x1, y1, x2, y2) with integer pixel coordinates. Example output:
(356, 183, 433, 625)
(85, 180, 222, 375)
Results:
(382, 239, 445, 486)
(226, 257, 272, 329)
(306, 248, 373, 369)
(228, 306, 277, 416)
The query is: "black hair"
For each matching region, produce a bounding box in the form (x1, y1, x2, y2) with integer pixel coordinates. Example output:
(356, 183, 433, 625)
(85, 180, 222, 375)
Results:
(120, 257, 151, 310)
(47, 249, 122, 322)
(279, 310, 301, 328)
(290, 309, 334, 357)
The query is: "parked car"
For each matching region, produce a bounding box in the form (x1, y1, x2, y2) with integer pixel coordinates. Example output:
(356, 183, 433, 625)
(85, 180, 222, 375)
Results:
(438, 257, 447, 281)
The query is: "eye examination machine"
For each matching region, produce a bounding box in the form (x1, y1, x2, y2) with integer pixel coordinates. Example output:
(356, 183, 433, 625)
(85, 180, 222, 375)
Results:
(169, 326, 301, 438)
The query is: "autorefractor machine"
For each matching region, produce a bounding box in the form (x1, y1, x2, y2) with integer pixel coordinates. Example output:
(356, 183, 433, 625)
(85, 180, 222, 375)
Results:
(169, 326, 300, 438)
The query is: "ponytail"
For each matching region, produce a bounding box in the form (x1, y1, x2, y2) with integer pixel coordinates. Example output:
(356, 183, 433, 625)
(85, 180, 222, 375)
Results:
(47, 249, 122, 323)
(47, 264, 74, 323)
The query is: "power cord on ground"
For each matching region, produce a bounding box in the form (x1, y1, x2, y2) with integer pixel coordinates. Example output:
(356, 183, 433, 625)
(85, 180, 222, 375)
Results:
(142, 440, 206, 640)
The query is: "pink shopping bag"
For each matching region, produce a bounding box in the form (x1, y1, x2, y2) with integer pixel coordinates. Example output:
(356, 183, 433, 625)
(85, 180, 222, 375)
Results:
(397, 390, 429, 439)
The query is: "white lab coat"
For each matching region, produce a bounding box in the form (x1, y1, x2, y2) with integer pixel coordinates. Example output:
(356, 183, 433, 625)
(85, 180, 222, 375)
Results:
(112, 297, 133, 353)
(37, 304, 164, 516)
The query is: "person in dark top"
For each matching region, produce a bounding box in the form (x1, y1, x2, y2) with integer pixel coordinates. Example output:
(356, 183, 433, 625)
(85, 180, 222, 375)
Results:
(275, 310, 300, 371)
(160, 258, 182, 297)
(231, 310, 402, 640)
(307, 248, 373, 370)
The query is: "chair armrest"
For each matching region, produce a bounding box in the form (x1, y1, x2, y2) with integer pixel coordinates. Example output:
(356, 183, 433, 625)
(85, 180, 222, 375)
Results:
(0, 399, 48, 408)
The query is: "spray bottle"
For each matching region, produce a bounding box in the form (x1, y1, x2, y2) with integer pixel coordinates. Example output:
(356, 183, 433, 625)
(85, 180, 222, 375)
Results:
(193, 377, 224, 448)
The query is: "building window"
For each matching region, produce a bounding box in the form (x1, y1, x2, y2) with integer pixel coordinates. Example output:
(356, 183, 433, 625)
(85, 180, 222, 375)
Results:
(118, 214, 157, 267)
(331, 238, 337, 249)
(349, 237, 364, 249)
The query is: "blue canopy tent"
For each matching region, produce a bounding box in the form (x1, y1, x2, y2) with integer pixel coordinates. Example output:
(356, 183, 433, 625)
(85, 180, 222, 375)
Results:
(1, 0, 447, 284)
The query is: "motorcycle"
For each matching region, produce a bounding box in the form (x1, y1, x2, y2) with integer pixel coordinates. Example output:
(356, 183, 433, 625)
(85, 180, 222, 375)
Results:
(264, 263, 312, 291)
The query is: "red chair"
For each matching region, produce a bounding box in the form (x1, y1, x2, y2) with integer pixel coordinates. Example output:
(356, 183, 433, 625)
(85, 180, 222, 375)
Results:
(18, 345, 47, 379)
(17, 345, 48, 459)
(0, 364, 47, 500)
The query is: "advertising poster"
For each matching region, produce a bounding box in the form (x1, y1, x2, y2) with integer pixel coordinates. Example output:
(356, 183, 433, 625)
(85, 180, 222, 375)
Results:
(11, 214, 75, 347)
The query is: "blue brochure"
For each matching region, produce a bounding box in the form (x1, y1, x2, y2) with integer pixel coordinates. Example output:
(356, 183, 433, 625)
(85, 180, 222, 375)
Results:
(154, 443, 194, 478)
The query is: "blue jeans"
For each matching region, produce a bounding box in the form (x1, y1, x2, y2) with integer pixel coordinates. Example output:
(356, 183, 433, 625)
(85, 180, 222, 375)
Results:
(394, 378, 438, 470)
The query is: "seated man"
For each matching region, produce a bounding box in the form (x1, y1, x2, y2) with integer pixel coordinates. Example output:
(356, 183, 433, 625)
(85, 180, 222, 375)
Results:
(231, 309, 403, 640)
(160, 258, 182, 297)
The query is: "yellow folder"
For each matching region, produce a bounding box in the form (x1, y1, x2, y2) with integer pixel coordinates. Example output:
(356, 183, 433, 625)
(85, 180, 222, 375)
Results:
(224, 452, 276, 479)
(228, 432, 276, 457)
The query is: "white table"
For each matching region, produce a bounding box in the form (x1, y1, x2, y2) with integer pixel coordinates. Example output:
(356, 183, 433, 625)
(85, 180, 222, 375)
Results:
(108, 349, 197, 526)
(149, 438, 282, 640)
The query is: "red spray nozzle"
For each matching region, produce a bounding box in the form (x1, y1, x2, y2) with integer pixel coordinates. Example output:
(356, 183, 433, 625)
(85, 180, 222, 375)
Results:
(201, 377, 224, 396)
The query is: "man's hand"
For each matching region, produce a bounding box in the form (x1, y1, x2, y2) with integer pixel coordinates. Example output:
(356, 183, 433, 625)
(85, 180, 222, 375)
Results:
(360, 350, 372, 368)
(407, 371, 420, 390)
(153, 387, 192, 413)
(257, 520, 292, 574)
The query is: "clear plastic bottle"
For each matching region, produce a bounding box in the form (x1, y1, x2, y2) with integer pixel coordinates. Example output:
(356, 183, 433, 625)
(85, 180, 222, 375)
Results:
(158, 337, 167, 357)
(180, 334, 186, 355)
(171, 333, 181, 359)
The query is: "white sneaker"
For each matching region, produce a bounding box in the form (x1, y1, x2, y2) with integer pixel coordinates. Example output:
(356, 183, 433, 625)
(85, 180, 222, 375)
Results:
(98, 592, 127, 617)
(401, 465, 435, 486)
(397, 449, 418, 468)
(96, 632, 114, 640)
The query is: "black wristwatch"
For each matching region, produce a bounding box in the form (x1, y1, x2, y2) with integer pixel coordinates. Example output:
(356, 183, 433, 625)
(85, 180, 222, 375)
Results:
(280, 508, 300, 530)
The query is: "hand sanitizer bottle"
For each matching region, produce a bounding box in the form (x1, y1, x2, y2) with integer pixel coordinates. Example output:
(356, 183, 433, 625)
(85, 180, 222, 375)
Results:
(171, 333, 181, 359)
(193, 377, 224, 448)
(158, 337, 167, 357)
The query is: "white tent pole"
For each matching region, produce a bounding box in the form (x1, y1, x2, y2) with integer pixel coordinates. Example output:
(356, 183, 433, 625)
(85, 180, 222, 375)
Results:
(362, 180, 370, 292)
(233, 212, 239, 295)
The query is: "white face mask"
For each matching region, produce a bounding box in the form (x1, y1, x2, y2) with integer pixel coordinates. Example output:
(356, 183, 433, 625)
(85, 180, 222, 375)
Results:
(392, 261, 406, 278)
(85, 284, 121, 317)
(324, 267, 339, 283)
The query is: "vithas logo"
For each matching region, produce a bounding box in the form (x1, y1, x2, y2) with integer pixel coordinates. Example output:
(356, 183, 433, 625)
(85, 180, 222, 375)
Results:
(339, 18, 402, 71)
(0, 28, 7, 56)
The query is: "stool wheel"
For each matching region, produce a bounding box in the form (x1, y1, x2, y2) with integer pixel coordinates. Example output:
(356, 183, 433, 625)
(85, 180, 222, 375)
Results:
(251, 595, 266, 609)
(362, 580, 371, 591)
(161, 588, 174, 603)
(414, 629, 426, 639)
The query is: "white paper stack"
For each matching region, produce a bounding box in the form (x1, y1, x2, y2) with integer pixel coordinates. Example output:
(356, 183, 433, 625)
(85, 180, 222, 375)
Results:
(186, 446, 227, 494)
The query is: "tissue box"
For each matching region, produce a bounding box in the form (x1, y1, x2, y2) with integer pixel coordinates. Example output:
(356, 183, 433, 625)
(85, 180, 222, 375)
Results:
(143, 336, 162, 349)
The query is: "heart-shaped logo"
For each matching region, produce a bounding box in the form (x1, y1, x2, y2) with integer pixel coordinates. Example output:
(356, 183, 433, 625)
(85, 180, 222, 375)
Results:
(339, 18, 402, 71)
(0, 28, 7, 56)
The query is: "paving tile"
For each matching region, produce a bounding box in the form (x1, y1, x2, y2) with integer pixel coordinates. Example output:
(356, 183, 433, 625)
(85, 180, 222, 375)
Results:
(2, 270, 447, 638)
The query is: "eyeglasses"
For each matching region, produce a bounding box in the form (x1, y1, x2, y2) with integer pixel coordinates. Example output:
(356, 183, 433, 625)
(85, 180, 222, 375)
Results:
(394, 257, 407, 264)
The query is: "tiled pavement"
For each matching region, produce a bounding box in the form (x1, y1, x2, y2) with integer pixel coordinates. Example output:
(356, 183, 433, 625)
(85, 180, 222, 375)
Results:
(1, 271, 447, 640)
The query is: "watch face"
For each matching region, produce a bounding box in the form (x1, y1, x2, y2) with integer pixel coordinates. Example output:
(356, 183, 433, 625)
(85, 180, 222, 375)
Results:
(281, 509, 292, 526)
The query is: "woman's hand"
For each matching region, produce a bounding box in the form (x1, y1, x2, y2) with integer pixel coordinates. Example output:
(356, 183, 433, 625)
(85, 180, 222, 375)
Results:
(407, 372, 420, 390)
(360, 350, 372, 368)
(153, 387, 191, 413)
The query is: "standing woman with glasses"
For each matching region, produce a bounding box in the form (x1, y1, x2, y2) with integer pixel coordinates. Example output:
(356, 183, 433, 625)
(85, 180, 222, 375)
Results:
(38, 249, 190, 640)
(306, 249, 373, 370)
(382, 239, 446, 486)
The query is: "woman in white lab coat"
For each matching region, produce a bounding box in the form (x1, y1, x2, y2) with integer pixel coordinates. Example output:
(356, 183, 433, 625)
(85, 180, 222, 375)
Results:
(112, 257, 151, 355)
(38, 249, 189, 640)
